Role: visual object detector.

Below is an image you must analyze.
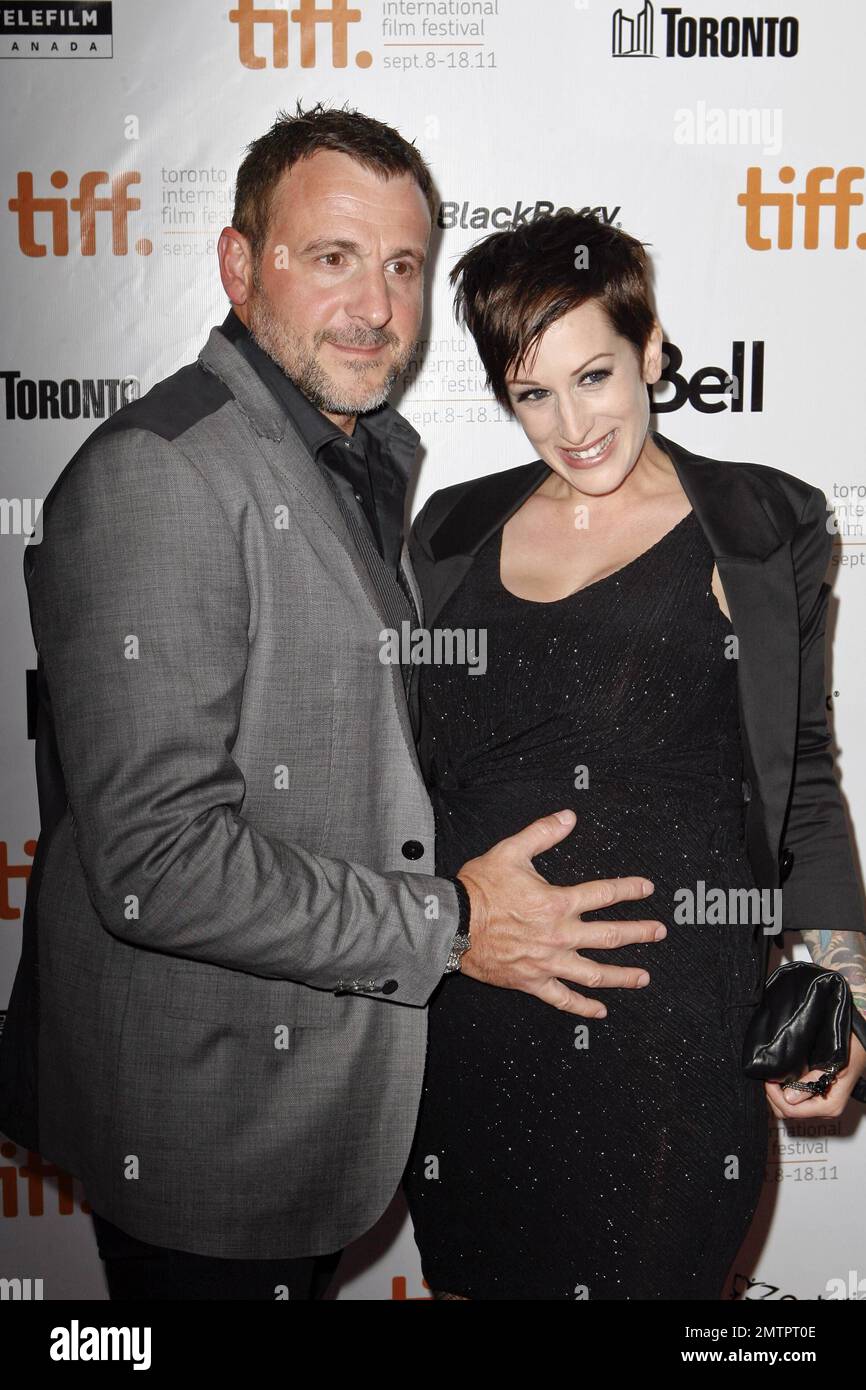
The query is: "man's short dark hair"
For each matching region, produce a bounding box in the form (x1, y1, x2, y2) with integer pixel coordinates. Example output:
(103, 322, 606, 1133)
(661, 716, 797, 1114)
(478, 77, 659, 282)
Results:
(449, 211, 657, 414)
(232, 100, 437, 276)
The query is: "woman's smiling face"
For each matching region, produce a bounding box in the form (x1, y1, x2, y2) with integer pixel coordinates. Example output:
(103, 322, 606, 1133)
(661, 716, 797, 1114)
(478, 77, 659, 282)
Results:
(504, 298, 664, 498)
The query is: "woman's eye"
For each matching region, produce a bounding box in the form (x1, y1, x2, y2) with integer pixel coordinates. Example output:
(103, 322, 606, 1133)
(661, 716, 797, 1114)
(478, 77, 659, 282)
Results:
(514, 369, 611, 404)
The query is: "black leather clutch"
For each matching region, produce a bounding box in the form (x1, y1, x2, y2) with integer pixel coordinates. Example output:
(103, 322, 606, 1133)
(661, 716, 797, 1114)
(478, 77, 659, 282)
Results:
(743, 961, 866, 1102)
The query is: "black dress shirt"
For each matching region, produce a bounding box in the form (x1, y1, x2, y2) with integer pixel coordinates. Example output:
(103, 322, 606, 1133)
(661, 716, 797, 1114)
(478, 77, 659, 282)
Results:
(219, 308, 410, 577)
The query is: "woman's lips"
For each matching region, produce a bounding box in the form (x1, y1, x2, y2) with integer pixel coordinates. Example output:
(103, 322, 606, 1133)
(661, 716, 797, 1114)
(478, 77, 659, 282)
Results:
(556, 428, 617, 470)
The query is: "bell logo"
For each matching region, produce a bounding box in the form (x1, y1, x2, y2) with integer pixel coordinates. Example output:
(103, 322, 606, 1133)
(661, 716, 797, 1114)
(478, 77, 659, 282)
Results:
(738, 166, 866, 250)
(229, 0, 372, 70)
(652, 339, 764, 414)
(8, 172, 150, 257)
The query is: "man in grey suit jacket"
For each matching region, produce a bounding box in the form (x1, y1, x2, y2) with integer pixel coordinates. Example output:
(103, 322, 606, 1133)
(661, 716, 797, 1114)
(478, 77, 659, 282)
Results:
(0, 103, 662, 1300)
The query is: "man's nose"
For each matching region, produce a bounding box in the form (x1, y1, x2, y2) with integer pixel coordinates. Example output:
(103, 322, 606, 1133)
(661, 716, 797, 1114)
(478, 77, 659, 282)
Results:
(344, 267, 393, 331)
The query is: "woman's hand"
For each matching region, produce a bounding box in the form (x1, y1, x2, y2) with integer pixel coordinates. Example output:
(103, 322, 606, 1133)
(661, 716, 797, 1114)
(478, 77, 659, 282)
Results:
(764, 1033, 866, 1119)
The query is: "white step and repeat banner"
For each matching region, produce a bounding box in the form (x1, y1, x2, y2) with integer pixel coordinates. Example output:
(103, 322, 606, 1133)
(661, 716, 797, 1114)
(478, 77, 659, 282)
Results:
(1, 0, 864, 1301)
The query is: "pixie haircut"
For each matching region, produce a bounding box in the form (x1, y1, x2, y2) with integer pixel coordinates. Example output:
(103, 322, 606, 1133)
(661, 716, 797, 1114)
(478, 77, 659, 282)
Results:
(232, 99, 437, 277)
(449, 211, 656, 414)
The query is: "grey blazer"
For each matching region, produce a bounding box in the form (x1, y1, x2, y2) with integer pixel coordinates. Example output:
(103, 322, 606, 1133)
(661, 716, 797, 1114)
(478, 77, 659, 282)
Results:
(0, 324, 461, 1259)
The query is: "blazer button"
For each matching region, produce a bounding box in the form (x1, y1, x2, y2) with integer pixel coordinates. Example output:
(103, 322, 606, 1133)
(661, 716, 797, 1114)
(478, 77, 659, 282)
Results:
(779, 847, 795, 883)
(380, 980, 398, 995)
(401, 840, 424, 860)
(741, 779, 752, 803)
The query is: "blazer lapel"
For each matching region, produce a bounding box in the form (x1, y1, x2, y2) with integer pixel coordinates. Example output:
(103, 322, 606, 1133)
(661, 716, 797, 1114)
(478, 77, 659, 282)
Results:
(399, 539, 425, 624)
(415, 429, 800, 863)
(658, 432, 799, 860)
(418, 457, 550, 630)
(198, 327, 426, 783)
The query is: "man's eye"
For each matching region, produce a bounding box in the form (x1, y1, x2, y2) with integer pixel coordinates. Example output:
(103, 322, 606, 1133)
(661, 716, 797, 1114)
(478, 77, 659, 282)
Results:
(389, 261, 414, 277)
(319, 253, 344, 266)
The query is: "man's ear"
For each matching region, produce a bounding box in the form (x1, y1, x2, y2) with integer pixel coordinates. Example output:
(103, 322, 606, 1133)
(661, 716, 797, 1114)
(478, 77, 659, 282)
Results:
(642, 321, 664, 385)
(218, 226, 255, 310)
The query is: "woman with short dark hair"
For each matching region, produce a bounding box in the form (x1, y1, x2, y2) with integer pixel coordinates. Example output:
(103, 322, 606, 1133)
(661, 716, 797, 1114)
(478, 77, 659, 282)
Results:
(402, 211, 866, 1300)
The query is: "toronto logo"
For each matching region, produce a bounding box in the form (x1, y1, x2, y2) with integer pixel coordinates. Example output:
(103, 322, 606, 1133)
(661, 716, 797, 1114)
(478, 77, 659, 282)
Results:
(612, 2, 798, 58)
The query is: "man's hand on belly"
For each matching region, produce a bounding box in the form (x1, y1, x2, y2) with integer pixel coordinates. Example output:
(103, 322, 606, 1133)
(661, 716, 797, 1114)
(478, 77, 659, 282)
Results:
(455, 808, 667, 1018)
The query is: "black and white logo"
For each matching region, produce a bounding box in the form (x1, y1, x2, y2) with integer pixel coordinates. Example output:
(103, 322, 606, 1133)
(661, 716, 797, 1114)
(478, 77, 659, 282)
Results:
(612, 2, 798, 59)
(612, 0, 655, 56)
(0, 3, 114, 59)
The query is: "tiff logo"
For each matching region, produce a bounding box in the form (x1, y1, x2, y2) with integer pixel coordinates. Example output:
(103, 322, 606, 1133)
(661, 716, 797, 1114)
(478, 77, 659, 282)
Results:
(0, 1141, 91, 1218)
(738, 167, 866, 250)
(8, 171, 151, 257)
(0, 839, 36, 918)
(229, 0, 372, 70)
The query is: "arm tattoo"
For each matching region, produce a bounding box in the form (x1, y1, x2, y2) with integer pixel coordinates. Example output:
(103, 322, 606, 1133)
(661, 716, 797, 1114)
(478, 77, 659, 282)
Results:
(800, 928, 866, 1020)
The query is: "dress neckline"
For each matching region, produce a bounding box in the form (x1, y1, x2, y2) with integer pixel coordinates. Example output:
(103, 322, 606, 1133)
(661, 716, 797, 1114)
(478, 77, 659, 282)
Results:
(496, 508, 696, 606)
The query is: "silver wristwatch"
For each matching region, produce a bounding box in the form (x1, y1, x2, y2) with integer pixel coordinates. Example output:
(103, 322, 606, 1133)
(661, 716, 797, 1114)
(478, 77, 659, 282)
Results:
(443, 932, 472, 974)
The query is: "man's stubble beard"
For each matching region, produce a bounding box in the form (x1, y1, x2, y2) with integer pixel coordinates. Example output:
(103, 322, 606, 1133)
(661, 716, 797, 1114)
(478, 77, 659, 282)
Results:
(246, 276, 417, 417)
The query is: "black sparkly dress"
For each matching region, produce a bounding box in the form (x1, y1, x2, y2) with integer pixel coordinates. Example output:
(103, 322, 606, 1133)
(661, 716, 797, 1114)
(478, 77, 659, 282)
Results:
(402, 508, 770, 1301)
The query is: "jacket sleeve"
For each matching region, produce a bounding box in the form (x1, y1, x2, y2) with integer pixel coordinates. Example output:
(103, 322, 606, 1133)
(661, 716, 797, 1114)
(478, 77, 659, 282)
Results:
(25, 428, 458, 1003)
(780, 483, 866, 934)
